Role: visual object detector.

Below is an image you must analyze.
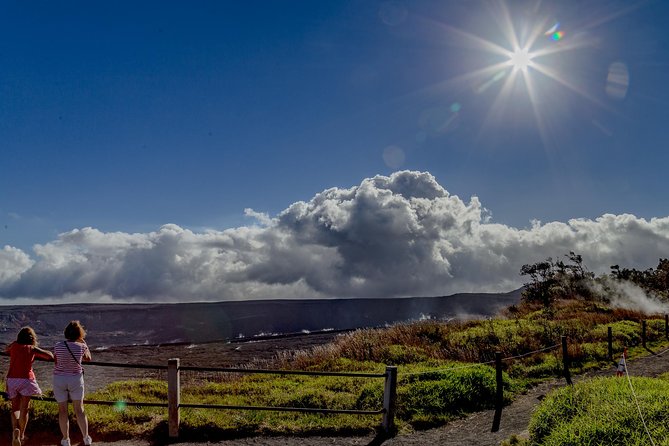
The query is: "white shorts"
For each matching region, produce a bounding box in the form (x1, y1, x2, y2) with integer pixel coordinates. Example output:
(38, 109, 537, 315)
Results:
(53, 374, 85, 403)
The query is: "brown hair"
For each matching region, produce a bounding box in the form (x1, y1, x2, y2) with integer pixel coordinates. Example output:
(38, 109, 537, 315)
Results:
(64, 320, 86, 342)
(16, 326, 38, 346)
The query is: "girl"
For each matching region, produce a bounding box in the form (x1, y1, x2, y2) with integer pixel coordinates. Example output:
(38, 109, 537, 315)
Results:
(5, 326, 54, 446)
(53, 320, 93, 446)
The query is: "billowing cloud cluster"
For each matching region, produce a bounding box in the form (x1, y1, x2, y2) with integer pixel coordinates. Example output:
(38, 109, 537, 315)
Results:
(2, 171, 669, 303)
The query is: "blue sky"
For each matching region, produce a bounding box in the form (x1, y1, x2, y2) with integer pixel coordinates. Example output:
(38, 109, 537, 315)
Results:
(2, 1, 669, 303)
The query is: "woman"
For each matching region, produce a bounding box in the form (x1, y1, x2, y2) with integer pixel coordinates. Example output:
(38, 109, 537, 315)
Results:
(5, 326, 54, 446)
(53, 321, 92, 446)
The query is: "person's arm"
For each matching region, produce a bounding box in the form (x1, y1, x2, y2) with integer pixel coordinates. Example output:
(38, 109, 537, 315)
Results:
(33, 346, 54, 361)
(82, 342, 92, 362)
(4, 341, 15, 353)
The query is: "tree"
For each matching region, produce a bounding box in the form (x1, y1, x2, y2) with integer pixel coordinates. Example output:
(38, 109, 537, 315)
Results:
(611, 258, 669, 300)
(520, 252, 597, 307)
(520, 259, 557, 307)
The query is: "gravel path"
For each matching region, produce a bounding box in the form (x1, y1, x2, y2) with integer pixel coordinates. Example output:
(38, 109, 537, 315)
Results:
(75, 349, 669, 446)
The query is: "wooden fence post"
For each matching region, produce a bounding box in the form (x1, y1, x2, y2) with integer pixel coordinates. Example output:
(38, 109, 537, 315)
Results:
(491, 352, 503, 432)
(561, 336, 572, 385)
(642, 320, 647, 348)
(168, 358, 180, 439)
(665, 314, 668, 339)
(607, 327, 613, 362)
(382, 366, 398, 435)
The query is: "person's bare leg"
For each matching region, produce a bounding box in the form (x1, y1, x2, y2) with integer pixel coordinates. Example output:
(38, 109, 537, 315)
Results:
(10, 397, 20, 444)
(18, 396, 31, 440)
(73, 400, 89, 441)
(58, 402, 70, 443)
(10, 397, 19, 431)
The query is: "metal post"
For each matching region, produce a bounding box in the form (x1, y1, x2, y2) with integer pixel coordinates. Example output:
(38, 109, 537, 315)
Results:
(607, 327, 613, 362)
(491, 352, 503, 432)
(168, 358, 180, 439)
(561, 336, 572, 385)
(642, 320, 647, 348)
(382, 366, 397, 435)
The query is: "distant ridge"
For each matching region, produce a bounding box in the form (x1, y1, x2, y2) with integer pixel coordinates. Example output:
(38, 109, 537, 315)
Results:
(0, 290, 521, 347)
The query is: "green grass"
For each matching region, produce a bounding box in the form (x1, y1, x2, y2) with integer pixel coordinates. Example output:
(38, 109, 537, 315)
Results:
(529, 376, 669, 445)
(394, 361, 516, 427)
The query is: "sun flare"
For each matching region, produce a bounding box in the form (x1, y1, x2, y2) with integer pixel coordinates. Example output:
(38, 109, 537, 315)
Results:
(509, 47, 533, 72)
(422, 1, 622, 149)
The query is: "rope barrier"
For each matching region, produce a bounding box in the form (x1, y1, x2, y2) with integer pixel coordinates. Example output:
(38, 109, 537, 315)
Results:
(1, 340, 562, 379)
(399, 359, 496, 376)
(399, 343, 560, 376)
(622, 356, 657, 446)
(632, 344, 669, 359)
(502, 343, 560, 361)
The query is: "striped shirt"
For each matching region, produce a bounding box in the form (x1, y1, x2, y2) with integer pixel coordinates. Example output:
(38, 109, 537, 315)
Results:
(53, 341, 88, 376)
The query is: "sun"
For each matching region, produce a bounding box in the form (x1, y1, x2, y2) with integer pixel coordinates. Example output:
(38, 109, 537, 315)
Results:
(509, 47, 533, 72)
(420, 1, 616, 148)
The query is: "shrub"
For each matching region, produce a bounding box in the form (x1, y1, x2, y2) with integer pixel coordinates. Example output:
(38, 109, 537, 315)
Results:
(399, 363, 512, 426)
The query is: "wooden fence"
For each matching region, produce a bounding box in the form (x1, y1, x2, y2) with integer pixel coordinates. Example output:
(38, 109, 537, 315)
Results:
(1, 316, 667, 439)
(0, 353, 397, 439)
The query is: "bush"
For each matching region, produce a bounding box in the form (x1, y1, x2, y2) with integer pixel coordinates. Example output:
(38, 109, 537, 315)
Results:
(398, 363, 512, 426)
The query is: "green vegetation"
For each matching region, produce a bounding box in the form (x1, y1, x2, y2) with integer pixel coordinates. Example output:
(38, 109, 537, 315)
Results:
(2, 253, 669, 443)
(528, 376, 669, 445)
(393, 362, 515, 427)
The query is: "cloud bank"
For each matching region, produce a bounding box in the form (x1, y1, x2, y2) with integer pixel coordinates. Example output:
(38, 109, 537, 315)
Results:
(2, 171, 669, 303)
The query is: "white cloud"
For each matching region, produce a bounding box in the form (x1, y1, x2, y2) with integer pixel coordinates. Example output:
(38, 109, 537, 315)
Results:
(0, 246, 34, 285)
(1, 171, 669, 302)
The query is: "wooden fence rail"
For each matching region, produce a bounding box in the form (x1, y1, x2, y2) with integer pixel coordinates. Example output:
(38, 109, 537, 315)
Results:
(0, 352, 396, 439)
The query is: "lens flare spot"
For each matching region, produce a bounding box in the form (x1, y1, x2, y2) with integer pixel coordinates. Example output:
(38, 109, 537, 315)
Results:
(545, 22, 560, 35)
(605, 61, 629, 99)
(544, 23, 564, 41)
(450, 102, 462, 113)
(114, 401, 127, 412)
